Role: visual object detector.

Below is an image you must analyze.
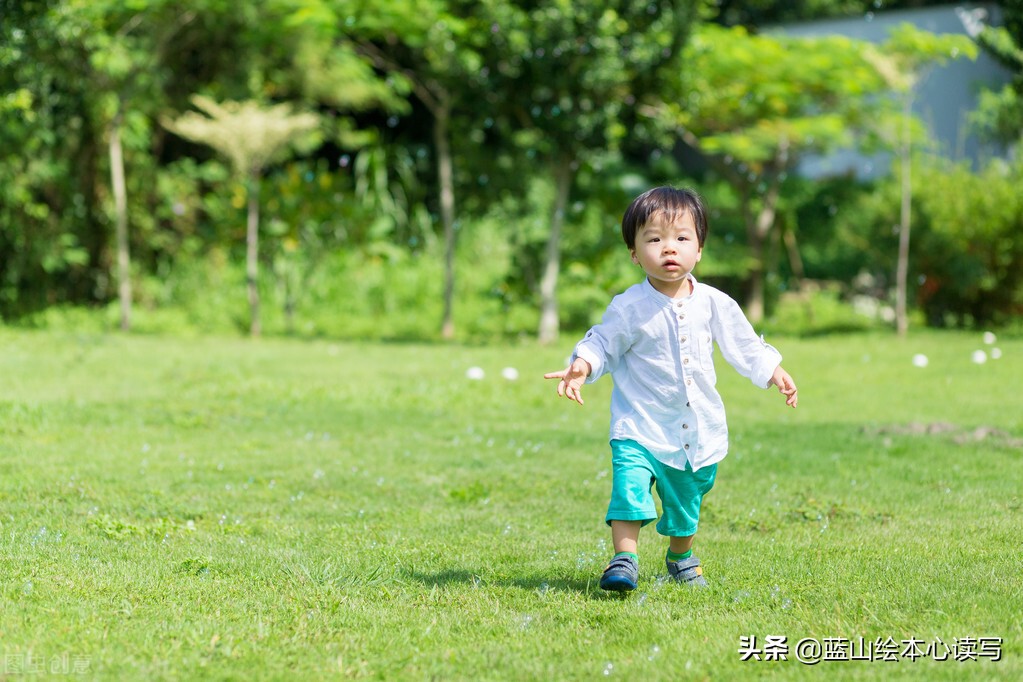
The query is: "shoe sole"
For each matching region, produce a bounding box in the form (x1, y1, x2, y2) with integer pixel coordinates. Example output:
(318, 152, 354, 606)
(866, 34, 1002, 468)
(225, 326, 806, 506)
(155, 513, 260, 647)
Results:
(599, 576, 638, 591)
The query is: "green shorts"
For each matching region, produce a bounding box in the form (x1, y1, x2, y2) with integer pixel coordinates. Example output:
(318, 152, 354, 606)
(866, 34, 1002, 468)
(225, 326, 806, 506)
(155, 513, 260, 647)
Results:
(606, 439, 718, 537)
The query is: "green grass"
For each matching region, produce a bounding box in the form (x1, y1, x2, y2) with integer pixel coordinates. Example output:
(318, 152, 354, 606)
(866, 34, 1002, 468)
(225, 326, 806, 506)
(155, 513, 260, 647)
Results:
(1, 328, 1020, 680)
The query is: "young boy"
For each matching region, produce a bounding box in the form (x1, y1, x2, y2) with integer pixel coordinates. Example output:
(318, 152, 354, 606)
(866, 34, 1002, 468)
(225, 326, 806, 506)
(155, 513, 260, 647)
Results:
(544, 186, 797, 591)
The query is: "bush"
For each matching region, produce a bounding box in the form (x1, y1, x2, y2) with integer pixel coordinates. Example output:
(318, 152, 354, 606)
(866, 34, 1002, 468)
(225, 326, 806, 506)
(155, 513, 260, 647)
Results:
(913, 157, 1023, 327)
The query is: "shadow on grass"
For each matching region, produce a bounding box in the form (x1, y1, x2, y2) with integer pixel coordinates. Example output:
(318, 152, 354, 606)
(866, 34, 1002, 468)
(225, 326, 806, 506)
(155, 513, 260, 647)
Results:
(403, 568, 631, 600)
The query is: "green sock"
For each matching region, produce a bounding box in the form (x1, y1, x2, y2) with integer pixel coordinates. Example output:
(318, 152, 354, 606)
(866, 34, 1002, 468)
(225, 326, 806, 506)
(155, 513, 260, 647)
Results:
(666, 549, 692, 562)
(614, 551, 638, 561)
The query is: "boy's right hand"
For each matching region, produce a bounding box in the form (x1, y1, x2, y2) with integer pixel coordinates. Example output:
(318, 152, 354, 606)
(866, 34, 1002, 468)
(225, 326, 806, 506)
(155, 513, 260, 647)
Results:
(543, 357, 592, 405)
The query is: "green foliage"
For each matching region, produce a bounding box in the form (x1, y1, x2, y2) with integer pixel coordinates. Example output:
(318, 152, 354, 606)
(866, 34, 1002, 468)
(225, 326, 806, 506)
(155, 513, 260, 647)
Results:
(911, 157, 1023, 327)
(671, 24, 888, 165)
(761, 283, 882, 336)
(1, 0, 1019, 337)
(968, 1, 1023, 145)
(163, 97, 320, 175)
(484, 0, 704, 156)
(971, 83, 1023, 144)
(806, 156, 1023, 329)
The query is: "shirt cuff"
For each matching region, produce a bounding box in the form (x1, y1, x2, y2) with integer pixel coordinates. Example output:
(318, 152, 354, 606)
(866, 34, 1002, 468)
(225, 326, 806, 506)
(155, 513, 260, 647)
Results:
(753, 344, 783, 389)
(573, 345, 604, 383)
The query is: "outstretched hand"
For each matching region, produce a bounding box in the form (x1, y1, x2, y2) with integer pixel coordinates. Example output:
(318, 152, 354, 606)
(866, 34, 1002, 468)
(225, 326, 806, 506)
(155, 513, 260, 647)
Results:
(770, 365, 798, 408)
(544, 357, 592, 405)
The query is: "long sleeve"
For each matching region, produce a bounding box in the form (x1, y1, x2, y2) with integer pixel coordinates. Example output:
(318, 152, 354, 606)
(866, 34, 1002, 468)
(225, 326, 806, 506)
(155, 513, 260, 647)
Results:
(572, 299, 635, 384)
(708, 292, 781, 389)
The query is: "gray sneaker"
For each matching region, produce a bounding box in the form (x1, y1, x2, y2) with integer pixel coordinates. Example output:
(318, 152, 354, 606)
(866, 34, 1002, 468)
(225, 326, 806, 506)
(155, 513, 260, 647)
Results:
(666, 555, 708, 587)
(599, 554, 639, 591)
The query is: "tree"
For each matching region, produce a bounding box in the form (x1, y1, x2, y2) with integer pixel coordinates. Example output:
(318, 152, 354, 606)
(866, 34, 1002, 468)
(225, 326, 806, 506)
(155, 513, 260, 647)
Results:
(163, 97, 320, 336)
(646, 24, 889, 322)
(72, 0, 197, 330)
(348, 0, 487, 340)
(0, 0, 267, 321)
(864, 24, 976, 336)
(959, 2, 1023, 147)
(484, 0, 705, 343)
(1, 0, 112, 316)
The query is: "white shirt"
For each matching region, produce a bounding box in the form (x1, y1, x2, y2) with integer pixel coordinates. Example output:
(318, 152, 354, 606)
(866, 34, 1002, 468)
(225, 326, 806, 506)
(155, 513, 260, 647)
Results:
(572, 276, 782, 471)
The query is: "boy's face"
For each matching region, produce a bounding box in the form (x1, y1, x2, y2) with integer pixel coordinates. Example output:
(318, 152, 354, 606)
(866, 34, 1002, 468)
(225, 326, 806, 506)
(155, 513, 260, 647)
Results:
(629, 210, 702, 297)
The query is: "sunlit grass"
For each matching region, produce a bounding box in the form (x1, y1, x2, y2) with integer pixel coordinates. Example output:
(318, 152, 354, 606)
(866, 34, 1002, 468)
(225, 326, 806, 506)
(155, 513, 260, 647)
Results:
(1, 328, 1020, 679)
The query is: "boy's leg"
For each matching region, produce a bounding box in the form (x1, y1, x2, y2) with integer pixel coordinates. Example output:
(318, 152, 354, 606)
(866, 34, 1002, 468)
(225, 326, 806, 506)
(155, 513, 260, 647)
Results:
(601, 440, 658, 592)
(605, 439, 659, 535)
(668, 534, 695, 555)
(611, 520, 642, 554)
(654, 462, 717, 586)
(600, 520, 643, 592)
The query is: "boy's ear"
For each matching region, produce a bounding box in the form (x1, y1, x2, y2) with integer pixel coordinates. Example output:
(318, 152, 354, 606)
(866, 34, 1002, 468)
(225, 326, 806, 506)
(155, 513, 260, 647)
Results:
(696, 247, 703, 262)
(629, 249, 639, 265)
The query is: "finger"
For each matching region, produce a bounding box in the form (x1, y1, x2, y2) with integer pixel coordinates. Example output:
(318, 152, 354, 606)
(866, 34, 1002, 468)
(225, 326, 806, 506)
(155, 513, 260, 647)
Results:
(544, 371, 567, 380)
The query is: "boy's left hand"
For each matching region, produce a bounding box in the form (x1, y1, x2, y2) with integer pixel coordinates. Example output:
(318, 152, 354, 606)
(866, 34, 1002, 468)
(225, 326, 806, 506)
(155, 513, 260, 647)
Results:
(770, 366, 798, 408)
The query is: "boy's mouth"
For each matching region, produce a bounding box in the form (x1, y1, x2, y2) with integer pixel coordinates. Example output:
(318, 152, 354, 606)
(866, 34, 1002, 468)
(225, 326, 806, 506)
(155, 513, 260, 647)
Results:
(662, 260, 681, 269)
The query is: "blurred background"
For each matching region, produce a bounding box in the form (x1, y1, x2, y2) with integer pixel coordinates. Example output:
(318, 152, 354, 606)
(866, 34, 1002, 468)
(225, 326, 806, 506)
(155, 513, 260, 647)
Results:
(1, 0, 1020, 343)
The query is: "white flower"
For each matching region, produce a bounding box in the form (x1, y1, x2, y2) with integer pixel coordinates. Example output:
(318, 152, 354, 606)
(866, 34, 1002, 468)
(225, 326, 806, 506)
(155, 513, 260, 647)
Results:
(983, 331, 997, 345)
(466, 367, 485, 380)
(912, 354, 928, 368)
(971, 350, 987, 364)
(501, 367, 519, 381)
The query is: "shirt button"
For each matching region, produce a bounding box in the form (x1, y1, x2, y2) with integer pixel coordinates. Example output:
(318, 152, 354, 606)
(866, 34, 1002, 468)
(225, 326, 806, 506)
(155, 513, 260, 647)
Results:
(676, 301, 684, 308)
(681, 335, 687, 343)
(686, 379, 692, 386)
(678, 313, 686, 320)
(683, 423, 689, 429)
(684, 444, 690, 450)
(683, 357, 690, 365)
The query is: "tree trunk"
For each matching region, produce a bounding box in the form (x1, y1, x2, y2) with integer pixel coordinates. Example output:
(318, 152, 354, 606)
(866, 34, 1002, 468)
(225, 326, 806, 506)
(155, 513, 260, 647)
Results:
(109, 107, 132, 331)
(744, 148, 788, 324)
(782, 224, 805, 285)
(895, 94, 913, 337)
(538, 158, 573, 345)
(247, 169, 262, 337)
(435, 103, 457, 340)
(746, 228, 766, 324)
(745, 179, 782, 324)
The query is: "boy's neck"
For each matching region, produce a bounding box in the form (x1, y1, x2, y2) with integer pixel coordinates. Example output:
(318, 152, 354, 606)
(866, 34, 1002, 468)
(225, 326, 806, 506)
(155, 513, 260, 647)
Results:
(648, 274, 694, 299)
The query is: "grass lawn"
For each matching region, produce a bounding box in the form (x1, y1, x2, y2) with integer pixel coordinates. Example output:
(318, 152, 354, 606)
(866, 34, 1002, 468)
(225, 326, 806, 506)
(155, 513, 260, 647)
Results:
(1, 327, 1020, 680)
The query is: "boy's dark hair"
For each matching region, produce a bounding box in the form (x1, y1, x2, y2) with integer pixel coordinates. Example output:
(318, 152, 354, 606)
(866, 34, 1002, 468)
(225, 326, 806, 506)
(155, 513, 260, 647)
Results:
(621, 186, 708, 250)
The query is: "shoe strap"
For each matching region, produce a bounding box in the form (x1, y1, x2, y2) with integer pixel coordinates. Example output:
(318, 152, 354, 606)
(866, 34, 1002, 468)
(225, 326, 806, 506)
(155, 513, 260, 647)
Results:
(606, 555, 636, 570)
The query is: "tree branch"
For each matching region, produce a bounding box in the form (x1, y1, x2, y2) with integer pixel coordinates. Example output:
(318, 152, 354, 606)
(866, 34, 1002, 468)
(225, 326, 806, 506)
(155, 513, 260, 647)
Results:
(353, 39, 443, 115)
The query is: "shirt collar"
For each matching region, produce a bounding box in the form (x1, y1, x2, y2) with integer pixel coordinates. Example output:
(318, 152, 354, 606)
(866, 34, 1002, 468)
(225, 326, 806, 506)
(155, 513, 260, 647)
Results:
(641, 274, 699, 306)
